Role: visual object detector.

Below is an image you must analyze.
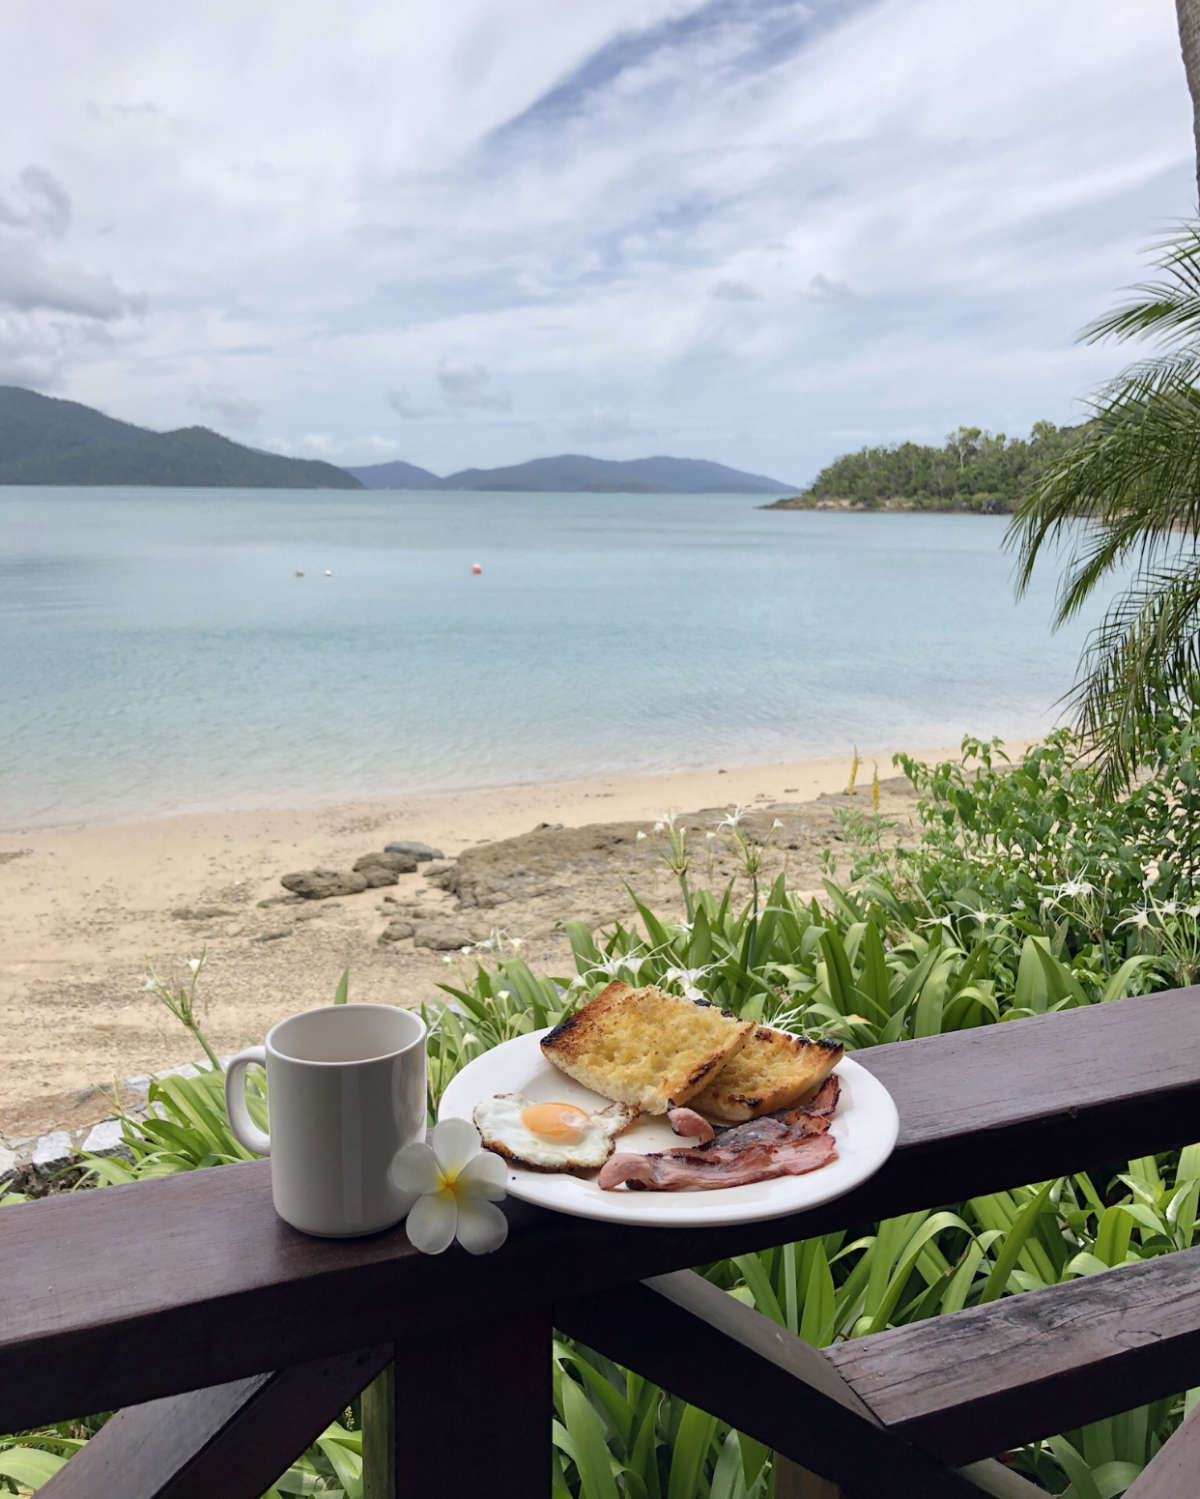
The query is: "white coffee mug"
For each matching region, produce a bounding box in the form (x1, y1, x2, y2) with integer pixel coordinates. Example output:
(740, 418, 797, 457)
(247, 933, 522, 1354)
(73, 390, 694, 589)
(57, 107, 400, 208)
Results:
(225, 1003, 427, 1237)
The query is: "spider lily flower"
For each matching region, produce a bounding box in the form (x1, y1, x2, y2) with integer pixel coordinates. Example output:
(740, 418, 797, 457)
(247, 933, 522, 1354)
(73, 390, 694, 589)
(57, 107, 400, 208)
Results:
(392, 1118, 508, 1255)
(1116, 906, 1154, 932)
(636, 830, 648, 841)
(917, 914, 956, 932)
(662, 963, 714, 990)
(590, 950, 646, 980)
(714, 806, 745, 829)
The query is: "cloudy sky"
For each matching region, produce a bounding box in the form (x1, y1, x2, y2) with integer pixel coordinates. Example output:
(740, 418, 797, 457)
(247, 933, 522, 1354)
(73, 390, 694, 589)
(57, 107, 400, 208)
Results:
(2, 0, 1195, 483)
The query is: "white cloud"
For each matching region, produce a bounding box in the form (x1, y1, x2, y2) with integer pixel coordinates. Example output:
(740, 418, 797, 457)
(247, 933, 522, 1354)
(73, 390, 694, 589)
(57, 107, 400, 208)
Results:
(188, 384, 262, 430)
(436, 360, 511, 410)
(0, 0, 1193, 480)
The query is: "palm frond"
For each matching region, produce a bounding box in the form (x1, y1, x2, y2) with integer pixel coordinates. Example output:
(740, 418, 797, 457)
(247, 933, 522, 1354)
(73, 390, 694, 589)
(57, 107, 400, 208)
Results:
(1005, 375, 1200, 608)
(1084, 224, 1200, 345)
(1067, 561, 1200, 792)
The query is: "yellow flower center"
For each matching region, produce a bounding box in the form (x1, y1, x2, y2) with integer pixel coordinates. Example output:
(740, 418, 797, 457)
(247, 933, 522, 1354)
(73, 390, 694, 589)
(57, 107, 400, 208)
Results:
(435, 1168, 463, 1201)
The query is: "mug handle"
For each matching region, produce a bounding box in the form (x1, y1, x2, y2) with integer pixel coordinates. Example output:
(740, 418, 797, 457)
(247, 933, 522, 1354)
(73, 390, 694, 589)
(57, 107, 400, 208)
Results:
(225, 1047, 271, 1155)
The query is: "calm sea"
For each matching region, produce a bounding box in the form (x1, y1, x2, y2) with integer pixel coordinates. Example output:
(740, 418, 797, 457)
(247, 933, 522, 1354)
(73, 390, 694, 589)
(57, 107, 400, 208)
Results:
(0, 487, 1113, 830)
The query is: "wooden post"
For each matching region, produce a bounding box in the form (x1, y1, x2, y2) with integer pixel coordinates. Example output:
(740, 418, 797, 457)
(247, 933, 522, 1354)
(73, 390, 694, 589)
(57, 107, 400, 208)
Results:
(774, 1455, 841, 1498)
(361, 1362, 396, 1499)
(390, 1307, 553, 1497)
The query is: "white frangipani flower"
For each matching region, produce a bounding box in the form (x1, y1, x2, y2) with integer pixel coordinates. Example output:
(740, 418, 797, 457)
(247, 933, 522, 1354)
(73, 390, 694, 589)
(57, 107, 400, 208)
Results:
(391, 1118, 508, 1255)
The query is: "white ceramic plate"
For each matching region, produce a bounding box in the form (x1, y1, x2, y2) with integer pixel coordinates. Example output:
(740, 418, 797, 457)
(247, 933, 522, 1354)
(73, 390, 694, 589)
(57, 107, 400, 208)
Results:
(437, 1029, 900, 1228)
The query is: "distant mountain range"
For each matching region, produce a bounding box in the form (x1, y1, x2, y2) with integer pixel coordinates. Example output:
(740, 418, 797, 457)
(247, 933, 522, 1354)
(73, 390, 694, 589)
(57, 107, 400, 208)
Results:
(0, 387, 361, 489)
(0, 387, 796, 493)
(348, 453, 796, 493)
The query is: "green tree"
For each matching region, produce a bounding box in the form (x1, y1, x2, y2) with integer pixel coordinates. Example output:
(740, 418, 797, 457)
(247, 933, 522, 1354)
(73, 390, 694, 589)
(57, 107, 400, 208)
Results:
(1006, 225, 1200, 791)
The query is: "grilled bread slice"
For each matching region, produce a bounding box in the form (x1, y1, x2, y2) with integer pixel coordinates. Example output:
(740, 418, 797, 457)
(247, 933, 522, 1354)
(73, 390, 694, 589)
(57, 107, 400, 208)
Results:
(540, 980, 754, 1114)
(688, 1026, 844, 1123)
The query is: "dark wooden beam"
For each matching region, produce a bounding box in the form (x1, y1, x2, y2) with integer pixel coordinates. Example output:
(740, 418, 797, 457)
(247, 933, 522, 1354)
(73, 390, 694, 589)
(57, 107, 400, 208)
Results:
(1124, 1404, 1200, 1497)
(6, 985, 1200, 1430)
(392, 1307, 553, 1498)
(829, 1246, 1200, 1465)
(556, 1271, 1046, 1499)
(35, 1344, 390, 1499)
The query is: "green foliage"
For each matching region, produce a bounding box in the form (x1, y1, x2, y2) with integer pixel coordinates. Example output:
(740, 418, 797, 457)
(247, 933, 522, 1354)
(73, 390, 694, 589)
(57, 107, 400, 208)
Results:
(13, 737, 1200, 1496)
(777, 419, 1078, 513)
(1006, 223, 1200, 791)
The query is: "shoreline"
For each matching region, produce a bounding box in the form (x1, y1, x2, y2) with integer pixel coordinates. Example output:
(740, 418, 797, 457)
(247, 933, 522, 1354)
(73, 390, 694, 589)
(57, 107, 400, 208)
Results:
(0, 717, 1059, 839)
(2, 736, 1036, 1143)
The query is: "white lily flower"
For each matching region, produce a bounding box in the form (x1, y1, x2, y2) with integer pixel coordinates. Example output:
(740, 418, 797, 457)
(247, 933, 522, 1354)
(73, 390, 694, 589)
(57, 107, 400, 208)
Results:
(187, 957, 202, 974)
(636, 830, 647, 841)
(141, 976, 158, 991)
(497, 989, 511, 1001)
(1160, 899, 1179, 917)
(771, 818, 784, 830)
(1116, 907, 1153, 932)
(392, 1118, 508, 1256)
(510, 938, 523, 952)
(714, 806, 745, 829)
(1186, 905, 1200, 920)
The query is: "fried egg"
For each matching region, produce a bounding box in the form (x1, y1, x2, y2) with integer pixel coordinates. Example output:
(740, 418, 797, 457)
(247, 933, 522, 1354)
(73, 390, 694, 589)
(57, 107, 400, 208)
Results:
(473, 1092, 637, 1172)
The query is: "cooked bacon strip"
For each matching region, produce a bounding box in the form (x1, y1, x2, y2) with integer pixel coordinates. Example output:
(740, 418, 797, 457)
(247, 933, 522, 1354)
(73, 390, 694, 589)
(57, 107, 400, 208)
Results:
(598, 1131, 836, 1192)
(667, 1107, 715, 1143)
(782, 1074, 840, 1122)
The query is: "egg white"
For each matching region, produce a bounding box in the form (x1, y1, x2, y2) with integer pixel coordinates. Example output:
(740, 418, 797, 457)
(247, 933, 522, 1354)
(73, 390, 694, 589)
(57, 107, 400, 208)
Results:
(473, 1092, 637, 1172)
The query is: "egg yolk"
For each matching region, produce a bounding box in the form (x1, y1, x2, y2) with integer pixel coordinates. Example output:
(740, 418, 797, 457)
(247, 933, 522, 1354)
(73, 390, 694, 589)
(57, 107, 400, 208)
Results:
(521, 1102, 591, 1142)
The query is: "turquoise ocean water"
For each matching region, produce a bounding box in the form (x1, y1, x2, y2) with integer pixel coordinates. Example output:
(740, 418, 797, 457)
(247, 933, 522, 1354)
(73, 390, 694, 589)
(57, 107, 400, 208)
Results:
(0, 488, 1113, 830)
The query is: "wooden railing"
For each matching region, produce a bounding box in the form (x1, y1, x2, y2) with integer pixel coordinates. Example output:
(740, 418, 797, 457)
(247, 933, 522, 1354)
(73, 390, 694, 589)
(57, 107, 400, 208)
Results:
(4, 986, 1200, 1497)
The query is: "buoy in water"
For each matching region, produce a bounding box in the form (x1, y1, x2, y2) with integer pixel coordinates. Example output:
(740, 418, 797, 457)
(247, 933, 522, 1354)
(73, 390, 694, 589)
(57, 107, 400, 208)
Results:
(295, 569, 304, 577)
(324, 569, 332, 576)
(472, 563, 482, 575)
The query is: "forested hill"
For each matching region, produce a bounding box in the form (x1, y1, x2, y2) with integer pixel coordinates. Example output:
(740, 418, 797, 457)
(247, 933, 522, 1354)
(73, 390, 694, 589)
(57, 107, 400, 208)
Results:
(765, 421, 1079, 513)
(0, 387, 362, 489)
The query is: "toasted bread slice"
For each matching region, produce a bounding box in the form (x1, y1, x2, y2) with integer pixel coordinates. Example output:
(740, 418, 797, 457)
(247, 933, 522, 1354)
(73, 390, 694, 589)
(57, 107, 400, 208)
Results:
(689, 1026, 844, 1123)
(540, 980, 754, 1114)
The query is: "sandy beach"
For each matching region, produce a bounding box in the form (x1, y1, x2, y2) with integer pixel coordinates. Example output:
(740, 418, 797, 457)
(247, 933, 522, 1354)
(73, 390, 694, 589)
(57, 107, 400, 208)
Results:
(1, 740, 1029, 1144)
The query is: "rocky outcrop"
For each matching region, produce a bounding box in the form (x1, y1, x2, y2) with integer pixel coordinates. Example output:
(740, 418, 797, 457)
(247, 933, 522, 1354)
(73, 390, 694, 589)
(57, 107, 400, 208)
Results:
(281, 867, 370, 899)
(353, 851, 418, 875)
(384, 840, 444, 862)
(412, 920, 476, 951)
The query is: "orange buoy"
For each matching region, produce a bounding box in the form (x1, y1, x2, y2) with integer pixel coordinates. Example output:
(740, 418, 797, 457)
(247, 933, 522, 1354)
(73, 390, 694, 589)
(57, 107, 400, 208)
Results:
(472, 563, 482, 575)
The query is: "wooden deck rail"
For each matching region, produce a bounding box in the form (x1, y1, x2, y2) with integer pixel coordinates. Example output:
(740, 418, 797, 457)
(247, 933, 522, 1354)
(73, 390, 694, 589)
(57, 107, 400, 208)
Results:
(3, 985, 1200, 1496)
